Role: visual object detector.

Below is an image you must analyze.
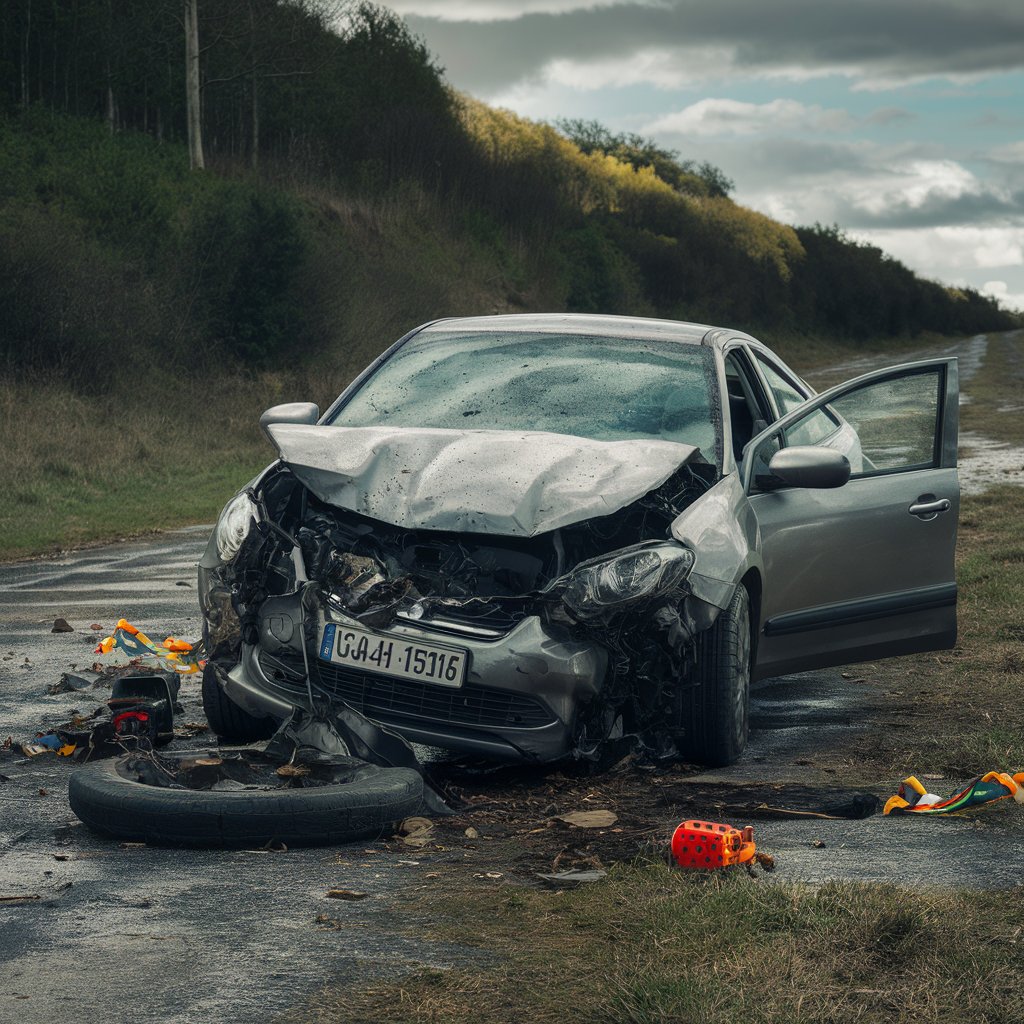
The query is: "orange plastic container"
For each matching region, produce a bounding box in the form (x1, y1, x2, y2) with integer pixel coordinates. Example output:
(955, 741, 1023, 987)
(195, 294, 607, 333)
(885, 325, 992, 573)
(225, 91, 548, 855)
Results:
(670, 819, 756, 869)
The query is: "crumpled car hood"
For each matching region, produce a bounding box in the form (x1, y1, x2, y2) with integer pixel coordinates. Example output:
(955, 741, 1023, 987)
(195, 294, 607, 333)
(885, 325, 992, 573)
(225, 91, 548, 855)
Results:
(267, 424, 700, 538)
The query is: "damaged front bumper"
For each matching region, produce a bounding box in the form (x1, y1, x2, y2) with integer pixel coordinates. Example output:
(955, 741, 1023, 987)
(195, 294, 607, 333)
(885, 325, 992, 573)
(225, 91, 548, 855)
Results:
(225, 605, 610, 762)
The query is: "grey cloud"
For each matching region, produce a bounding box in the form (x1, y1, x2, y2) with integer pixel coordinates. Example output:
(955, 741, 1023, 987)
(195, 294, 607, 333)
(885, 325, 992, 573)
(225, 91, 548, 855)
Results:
(866, 108, 916, 126)
(404, 1, 1024, 94)
(662, 136, 1024, 231)
(836, 191, 1024, 230)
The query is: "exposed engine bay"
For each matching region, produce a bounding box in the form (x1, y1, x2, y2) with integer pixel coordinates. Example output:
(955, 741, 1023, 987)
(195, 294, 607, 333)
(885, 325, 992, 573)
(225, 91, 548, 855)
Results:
(200, 431, 725, 764)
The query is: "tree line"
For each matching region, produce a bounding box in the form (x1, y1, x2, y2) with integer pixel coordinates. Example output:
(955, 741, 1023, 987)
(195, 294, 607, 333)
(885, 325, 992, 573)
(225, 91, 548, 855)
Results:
(0, 0, 1016, 382)
(0, 1, 458, 181)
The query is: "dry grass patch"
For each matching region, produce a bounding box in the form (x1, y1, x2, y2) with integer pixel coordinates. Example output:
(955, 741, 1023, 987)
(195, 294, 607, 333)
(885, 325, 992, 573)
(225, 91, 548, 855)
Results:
(288, 865, 1024, 1024)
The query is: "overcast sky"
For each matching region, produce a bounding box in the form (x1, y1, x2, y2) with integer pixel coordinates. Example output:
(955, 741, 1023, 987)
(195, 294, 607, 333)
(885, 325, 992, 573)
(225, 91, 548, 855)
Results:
(389, 0, 1024, 312)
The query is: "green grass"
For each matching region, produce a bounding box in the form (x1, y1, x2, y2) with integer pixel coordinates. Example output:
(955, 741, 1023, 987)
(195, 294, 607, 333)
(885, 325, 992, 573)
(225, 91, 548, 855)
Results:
(961, 330, 1024, 447)
(288, 864, 1024, 1024)
(0, 376, 274, 558)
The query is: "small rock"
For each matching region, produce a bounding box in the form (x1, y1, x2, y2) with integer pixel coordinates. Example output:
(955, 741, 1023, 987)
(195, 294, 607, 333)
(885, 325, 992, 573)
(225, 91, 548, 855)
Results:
(175, 581, 191, 588)
(89, 624, 103, 632)
(51, 618, 74, 633)
(326, 889, 368, 901)
(464, 827, 480, 839)
(811, 839, 826, 849)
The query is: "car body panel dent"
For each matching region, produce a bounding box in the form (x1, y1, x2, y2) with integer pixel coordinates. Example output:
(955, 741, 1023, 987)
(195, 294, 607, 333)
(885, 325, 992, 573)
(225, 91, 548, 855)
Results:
(266, 422, 700, 539)
(669, 473, 760, 606)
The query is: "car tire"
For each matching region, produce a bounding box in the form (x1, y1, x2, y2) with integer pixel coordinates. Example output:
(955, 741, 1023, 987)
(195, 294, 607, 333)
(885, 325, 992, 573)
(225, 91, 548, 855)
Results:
(683, 584, 751, 767)
(68, 753, 424, 847)
(202, 663, 277, 741)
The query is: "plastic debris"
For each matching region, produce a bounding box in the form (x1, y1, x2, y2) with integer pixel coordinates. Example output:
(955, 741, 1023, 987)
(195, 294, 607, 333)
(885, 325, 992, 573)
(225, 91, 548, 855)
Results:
(671, 819, 758, 870)
(21, 734, 63, 757)
(108, 672, 179, 746)
(883, 771, 1024, 815)
(94, 619, 204, 674)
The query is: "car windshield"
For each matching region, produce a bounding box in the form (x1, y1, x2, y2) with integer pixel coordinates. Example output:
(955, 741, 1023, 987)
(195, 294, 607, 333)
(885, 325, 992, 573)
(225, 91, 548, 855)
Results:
(329, 330, 721, 461)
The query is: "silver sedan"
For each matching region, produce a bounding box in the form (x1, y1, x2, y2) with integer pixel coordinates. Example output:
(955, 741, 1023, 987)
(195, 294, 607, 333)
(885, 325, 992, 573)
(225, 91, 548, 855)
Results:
(198, 314, 958, 767)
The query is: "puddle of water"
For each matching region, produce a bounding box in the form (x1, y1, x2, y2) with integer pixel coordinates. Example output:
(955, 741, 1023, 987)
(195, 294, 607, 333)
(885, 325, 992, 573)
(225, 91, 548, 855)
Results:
(959, 430, 1024, 496)
(807, 333, 1024, 497)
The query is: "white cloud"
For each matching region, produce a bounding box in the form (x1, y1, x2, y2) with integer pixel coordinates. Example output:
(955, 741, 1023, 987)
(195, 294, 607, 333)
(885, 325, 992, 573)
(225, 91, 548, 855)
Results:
(987, 140, 1024, 163)
(646, 98, 856, 135)
(390, 0, 642, 21)
(981, 280, 1024, 311)
(851, 225, 1024, 274)
(543, 48, 732, 91)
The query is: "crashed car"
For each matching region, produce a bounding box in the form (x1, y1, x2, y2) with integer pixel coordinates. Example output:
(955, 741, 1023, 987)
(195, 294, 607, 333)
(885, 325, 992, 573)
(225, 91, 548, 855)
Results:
(199, 314, 959, 767)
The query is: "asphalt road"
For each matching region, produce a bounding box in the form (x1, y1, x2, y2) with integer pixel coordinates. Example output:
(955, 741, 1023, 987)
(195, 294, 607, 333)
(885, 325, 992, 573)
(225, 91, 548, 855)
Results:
(2, 332, 1022, 1022)
(0, 529, 474, 1024)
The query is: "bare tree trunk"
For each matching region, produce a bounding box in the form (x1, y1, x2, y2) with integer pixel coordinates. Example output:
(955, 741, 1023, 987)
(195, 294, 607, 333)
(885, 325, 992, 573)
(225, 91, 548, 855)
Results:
(20, 0, 31, 107)
(248, 0, 259, 170)
(104, 0, 114, 134)
(105, 76, 115, 134)
(185, 0, 204, 170)
(251, 74, 259, 171)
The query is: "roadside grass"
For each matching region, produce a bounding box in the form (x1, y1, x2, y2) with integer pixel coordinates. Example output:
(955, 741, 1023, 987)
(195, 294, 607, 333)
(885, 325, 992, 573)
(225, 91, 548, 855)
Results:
(960, 329, 1024, 447)
(0, 375, 281, 559)
(291, 864, 1024, 1024)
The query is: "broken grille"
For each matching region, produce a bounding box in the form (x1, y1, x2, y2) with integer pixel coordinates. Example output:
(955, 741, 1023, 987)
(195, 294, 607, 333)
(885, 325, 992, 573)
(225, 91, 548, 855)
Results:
(259, 652, 556, 729)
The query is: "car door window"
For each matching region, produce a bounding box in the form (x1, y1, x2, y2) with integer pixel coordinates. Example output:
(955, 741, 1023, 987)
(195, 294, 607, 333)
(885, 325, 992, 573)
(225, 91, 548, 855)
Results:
(754, 356, 839, 447)
(776, 365, 944, 478)
(820, 368, 942, 475)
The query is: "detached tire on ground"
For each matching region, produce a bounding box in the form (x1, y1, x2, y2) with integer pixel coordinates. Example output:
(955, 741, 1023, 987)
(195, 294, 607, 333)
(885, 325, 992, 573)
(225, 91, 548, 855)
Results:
(68, 755, 424, 847)
(682, 584, 751, 768)
(201, 663, 277, 741)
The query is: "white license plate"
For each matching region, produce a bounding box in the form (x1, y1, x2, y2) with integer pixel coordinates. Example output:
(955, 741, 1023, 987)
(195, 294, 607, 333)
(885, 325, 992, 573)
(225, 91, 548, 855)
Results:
(319, 622, 468, 688)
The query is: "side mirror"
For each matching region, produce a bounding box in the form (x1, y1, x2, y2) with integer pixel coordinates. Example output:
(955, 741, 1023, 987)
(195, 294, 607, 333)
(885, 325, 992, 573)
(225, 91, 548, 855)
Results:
(259, 402, 319, 442)
(762, 446, 851, 490)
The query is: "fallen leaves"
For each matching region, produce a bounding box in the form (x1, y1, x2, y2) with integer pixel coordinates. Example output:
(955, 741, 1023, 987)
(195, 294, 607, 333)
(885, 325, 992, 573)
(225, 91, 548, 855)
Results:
(555, 810, 617, 829)
(397, 816, 434, 848)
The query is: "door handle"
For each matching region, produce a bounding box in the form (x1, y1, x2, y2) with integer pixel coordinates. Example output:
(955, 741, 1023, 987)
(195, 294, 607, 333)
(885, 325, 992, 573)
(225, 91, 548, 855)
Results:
(908, 497, 951, 519)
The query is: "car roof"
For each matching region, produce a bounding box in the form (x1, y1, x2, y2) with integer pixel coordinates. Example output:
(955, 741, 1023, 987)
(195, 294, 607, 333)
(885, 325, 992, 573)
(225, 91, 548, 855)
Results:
(417, 313, 756, 349)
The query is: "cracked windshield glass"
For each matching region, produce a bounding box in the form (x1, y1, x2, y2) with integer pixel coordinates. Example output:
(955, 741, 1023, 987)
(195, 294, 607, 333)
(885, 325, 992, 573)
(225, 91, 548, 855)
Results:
(330, 331, 720, 460)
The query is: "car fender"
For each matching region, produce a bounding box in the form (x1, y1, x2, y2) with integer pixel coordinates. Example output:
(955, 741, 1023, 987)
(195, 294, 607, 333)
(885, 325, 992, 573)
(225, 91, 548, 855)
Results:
(669, 472, 762, 616)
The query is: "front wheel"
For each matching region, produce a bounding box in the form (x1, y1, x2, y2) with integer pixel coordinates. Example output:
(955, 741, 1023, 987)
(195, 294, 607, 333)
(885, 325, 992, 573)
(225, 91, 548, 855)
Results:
(201, 664, 277, 742)
(681, 585, 751, 767)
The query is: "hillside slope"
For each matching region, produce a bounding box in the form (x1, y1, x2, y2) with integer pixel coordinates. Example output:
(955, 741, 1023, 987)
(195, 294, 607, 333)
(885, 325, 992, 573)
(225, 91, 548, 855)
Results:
(0, 3, 1016, 557)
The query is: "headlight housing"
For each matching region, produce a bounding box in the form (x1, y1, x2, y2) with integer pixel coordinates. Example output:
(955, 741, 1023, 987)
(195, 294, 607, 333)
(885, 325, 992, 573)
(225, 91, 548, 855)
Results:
(561, 544, 695, 620)
(214, 490, 258, 563)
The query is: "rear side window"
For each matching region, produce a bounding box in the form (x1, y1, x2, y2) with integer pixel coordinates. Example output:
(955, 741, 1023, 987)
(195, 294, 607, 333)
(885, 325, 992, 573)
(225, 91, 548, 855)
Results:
(755, 357, 839, 447)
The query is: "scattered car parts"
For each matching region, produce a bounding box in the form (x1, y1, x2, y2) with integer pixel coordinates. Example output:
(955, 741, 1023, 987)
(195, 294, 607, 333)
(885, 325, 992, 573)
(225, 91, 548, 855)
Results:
(68, 748, 423, 847)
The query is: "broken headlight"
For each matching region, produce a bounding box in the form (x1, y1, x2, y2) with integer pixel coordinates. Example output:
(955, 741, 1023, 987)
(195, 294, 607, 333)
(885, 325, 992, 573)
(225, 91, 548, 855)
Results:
(561, 544, 695, 620)
(214, 490, 258, 563)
